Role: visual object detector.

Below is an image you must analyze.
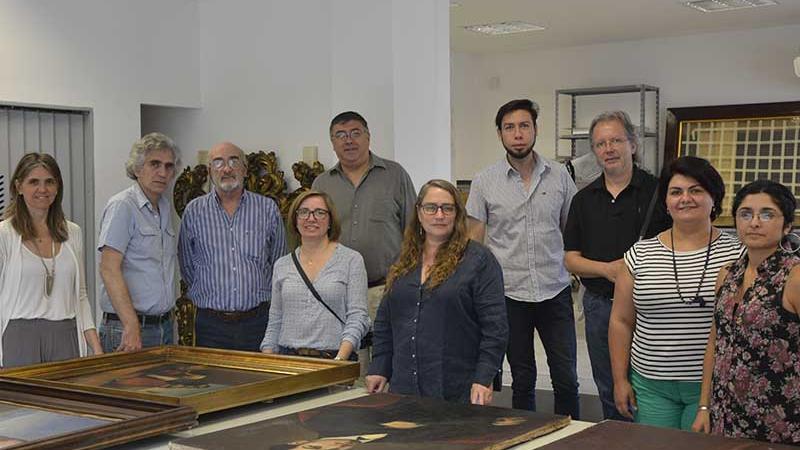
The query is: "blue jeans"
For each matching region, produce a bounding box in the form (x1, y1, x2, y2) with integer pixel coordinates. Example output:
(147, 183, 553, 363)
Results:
(506, 287, 580, 419)
(99, 316, 173, 353)
(583, 289, 629, 421)
(194, 303, 268, 352)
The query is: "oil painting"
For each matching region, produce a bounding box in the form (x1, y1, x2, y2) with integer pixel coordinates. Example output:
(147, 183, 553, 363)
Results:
(0, 402, 111, 445)
(0, 378, 196, 450)
(1, 346, 360, 414)
(537, 420, 798, 450)
(61, 362, 278, 397)
(170, 393, 570, 450)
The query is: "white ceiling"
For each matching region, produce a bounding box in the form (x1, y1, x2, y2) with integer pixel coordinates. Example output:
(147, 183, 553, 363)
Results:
(450, 0, 800, 53)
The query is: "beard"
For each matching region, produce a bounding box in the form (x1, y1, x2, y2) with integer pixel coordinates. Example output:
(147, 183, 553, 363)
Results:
(503, 136, 536, 160)
(213, 176, 242, 193)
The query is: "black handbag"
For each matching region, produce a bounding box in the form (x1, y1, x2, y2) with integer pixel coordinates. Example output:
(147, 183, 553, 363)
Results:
(291, 251, 372, 350)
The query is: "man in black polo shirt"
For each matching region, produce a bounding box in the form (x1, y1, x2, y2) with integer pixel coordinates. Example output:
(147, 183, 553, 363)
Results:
(563, 111, 670, 420)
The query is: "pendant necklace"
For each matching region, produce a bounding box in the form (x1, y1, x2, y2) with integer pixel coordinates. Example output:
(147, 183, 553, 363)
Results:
(36, 240, 56, 297)
(671, 226, 712, 307)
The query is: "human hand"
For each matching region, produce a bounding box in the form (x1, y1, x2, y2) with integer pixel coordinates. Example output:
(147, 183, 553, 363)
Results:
(261, 348, 275, 354)
(116, 325, 142, 352)
(365, 375, 388, 393)
(691, 408, 711, 433)
(613, 380, 637, 419)
(470, 383, 493, 405)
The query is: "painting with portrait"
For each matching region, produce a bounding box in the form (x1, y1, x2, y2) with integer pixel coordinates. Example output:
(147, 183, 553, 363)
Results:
(170, 393, 570, 450)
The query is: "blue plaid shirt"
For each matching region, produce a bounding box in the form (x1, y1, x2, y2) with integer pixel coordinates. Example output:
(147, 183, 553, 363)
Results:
(178, 190, 286, 311)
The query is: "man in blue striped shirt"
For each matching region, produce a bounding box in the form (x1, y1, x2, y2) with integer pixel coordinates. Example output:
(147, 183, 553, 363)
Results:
(178, 142, 286, 351)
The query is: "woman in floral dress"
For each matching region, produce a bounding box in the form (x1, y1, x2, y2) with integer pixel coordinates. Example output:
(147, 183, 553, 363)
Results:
(693, 180, 800, 444)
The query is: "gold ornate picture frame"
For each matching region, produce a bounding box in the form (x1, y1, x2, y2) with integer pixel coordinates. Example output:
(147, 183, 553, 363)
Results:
(0, 346, 358, 414)
(664, 101, 800, 226)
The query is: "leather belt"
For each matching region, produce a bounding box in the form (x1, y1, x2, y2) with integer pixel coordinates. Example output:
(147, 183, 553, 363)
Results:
(198, 302, 267, 323)
(104, 311, 171, 326)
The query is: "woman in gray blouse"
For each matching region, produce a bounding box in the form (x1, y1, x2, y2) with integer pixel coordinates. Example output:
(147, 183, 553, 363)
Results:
(261, 190, 369, 361)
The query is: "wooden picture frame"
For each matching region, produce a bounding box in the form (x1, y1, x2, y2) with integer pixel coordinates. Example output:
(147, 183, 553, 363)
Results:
(0, 346, 359, 414)
(0, 378, 196, 449)
(664, 101, 800, 226)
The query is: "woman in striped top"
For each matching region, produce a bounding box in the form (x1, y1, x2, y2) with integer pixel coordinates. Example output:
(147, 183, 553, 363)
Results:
(609, 156, 743, 430)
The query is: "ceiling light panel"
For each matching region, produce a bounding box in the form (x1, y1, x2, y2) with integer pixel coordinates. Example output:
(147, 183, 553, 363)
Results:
(463, 21, 546, 36)
(684, 0, 778, 13)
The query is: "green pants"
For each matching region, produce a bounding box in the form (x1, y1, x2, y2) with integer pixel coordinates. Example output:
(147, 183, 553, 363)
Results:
(630, 369, 701, 431)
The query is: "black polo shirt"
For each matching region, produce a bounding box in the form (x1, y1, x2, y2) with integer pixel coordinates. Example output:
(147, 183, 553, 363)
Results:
(563, 166, 671, 298)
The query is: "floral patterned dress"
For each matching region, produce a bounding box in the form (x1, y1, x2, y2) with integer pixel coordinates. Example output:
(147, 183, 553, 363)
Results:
(711, 249, 800, 444)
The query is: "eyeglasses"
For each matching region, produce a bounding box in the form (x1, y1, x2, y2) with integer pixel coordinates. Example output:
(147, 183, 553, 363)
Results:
(419, 203, 456, 216)
(210, 157, 243, 170)
(593, 137, 628, 151)
(736, 209, 780, 222)
(332, 129, 366, 142)
(297, 208, 330, 220)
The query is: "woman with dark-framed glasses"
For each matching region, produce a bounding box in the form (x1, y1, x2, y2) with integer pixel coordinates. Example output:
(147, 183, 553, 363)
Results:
(609, 156, 743, 429)
(0, 153, 102, 368)
(366, 179, 508, 405)
(261, 190, 368, 361)
(692, 180, 800, 444)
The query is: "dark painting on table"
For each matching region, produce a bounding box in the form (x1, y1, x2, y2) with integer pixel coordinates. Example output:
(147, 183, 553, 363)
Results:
(538, 420, 798, 450)
(61, 362, 278, 397)
(170, 393, 570, 450)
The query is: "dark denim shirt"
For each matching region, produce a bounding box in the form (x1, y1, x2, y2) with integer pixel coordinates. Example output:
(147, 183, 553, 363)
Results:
(368, 240, 508, 403)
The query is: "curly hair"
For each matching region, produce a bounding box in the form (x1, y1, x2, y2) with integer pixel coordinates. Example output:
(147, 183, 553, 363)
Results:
(384, 179, 469, 292)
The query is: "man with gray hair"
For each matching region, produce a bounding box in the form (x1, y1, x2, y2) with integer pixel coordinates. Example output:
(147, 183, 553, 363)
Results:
(98, 132, 181, 352)
(563, 111, 670, 420)
(178, 142, 286, 351)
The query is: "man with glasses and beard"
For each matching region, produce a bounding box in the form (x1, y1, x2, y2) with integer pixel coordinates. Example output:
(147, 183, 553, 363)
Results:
(467, 99, 579, 418)
(179, 142, 286, 351)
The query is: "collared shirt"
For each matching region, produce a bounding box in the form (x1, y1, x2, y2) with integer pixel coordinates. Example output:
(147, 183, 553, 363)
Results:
(98, 183, 178, 315)
(261, 244, 369, 352)
(312, 152, 415, 283)
(563, 166, 671, 298)
(466, 152, 577, 303)
(178, 189, 286, 311)
(368, 241, 508, 403)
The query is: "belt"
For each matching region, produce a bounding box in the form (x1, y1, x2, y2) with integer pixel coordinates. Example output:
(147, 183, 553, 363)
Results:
(198, 302, 267, 323)
(367, 278, 386, 288)
(279, 346, 358, 361)
(104, 311, 171, 326)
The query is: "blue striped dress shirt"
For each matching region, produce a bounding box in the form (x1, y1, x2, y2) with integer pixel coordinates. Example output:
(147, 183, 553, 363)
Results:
(178, 190, 286, 311)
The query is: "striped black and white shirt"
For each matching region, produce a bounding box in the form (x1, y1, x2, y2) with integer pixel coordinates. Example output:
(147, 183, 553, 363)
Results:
(624, 231, 742, 381)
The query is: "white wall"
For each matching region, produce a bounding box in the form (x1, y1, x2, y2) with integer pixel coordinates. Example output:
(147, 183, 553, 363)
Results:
(452, 24, 800, 180)
(0, 0, 202, 215)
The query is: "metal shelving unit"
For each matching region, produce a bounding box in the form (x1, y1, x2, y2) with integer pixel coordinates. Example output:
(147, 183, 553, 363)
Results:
(555, 84, 660, 166)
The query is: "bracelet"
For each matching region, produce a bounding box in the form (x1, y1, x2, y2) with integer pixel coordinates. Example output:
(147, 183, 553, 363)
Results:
(697, 405, 710, 411)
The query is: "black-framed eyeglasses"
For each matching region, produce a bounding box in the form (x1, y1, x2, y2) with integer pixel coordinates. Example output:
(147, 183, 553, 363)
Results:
(297, 208, 330, 220)
(736, 209, 780, 222)
(592, 137, 628, 151)
(332, 129, 366, 142)
(210, 157, 243, 170)
(419, 203, 456, 216)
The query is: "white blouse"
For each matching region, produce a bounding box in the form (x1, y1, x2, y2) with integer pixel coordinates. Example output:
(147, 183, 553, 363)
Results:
(14, 244, 77, 321)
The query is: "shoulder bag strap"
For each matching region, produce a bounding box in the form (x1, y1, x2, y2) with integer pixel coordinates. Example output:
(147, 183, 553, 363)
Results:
(638, 186, 660, 241)
(291, 250, 345, 325)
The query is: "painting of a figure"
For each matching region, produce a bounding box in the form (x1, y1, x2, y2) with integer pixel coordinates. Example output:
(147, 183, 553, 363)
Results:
(60, 362, 280, 397)
(0, 401, 112, 446)
(170, 393, 570, 450)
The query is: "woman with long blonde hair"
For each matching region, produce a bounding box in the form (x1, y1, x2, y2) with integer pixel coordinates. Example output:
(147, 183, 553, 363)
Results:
(366, 179, 507, 404)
